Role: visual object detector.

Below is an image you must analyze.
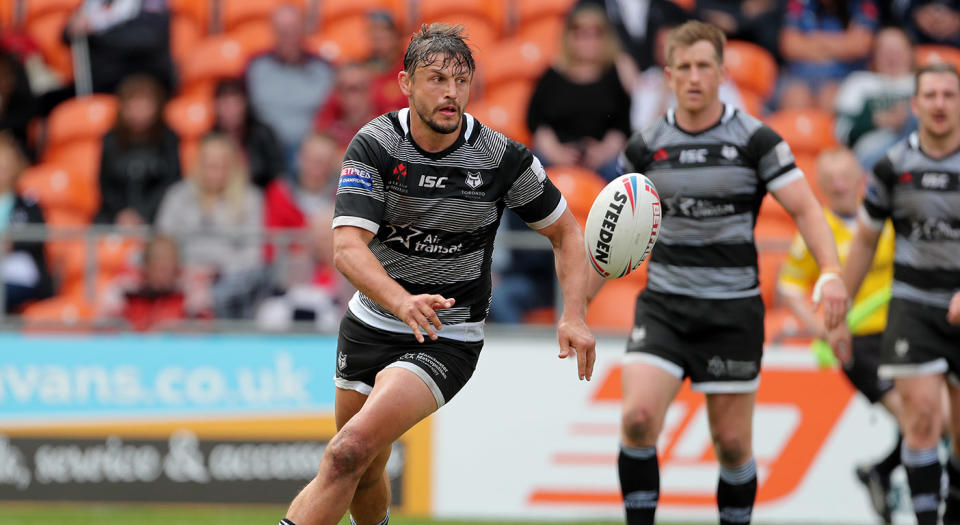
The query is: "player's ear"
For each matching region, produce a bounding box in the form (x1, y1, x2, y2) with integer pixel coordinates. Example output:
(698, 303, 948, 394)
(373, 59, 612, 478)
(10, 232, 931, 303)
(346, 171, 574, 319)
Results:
(398, 70, 413, 98)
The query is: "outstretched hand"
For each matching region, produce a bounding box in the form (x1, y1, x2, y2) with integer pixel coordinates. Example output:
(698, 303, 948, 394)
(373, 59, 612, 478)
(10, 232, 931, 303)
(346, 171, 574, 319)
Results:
(557, 314, 596, 381)
(394, 294, 455, 343)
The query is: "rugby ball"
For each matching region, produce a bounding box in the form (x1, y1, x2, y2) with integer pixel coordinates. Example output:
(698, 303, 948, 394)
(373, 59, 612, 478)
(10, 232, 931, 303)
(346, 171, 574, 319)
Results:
(584, 173, 661, 279)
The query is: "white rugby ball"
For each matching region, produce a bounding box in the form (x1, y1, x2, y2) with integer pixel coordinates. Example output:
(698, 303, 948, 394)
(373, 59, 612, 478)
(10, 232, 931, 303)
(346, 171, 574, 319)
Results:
(584, 173, 661, 279)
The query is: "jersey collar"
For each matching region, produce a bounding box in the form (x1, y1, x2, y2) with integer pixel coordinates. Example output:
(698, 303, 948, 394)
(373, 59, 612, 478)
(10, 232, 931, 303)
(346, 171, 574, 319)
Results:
(398, 108, 475, 159)
(666, 104, 736, 136)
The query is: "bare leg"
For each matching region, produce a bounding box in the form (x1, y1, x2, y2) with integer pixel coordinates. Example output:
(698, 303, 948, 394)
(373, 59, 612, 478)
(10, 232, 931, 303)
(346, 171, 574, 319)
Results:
(620, 362, 683, 447)
(333, 389, 392, 525)
(707, 392, 757, 525)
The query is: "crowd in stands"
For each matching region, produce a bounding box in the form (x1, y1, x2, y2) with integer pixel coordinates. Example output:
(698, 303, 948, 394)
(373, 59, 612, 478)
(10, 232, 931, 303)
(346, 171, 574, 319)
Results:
(0, 0, 958, 334)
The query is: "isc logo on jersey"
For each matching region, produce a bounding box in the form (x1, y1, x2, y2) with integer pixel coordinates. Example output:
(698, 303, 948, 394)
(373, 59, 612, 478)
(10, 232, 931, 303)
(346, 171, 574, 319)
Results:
(419, 175, 447, 188)
(583, 173, 661, 279)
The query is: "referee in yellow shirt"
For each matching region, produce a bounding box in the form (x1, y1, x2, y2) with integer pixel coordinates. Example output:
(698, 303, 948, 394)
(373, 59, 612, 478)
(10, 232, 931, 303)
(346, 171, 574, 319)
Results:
(777, 147, 898, 524)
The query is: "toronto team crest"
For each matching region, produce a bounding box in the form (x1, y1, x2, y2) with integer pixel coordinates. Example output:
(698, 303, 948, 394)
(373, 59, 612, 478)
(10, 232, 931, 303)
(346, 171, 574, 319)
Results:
(465, 171, 483, 189)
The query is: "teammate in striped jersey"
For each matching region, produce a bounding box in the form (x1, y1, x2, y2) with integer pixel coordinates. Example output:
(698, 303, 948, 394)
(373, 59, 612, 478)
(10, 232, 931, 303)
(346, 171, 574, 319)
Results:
(834, 63, 960, 525)
(280, 24, 596, 525)
(608, 21, 848, 525)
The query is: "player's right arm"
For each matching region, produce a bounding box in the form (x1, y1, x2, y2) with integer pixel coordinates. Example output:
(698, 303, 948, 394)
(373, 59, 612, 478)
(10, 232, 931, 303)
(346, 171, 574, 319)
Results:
(841, 157, 894, 299)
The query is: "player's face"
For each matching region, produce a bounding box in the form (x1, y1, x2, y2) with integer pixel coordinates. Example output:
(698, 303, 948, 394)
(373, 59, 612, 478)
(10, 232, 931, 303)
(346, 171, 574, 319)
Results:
(665, 40, 725, 114)
(400, 56, 472, 135)
(912, 71, 960, 140)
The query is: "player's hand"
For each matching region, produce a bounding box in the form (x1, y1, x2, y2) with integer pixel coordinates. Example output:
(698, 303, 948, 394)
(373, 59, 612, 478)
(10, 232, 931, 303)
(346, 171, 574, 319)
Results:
(948, 292, 960, 326)
(557, 313, 596, 381)
(814, 275, 848, 330)
(394, 294, 454, 343)
(827, 323, 852, 366)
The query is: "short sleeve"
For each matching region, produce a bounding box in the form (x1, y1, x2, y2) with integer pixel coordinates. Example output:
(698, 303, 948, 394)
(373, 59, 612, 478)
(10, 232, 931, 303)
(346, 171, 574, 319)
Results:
(851, 0, 879, 31)
(745, 125, 803, 192)
(332, 132, 386, 234)
(505, 149, 567, 230)
(860, 155, 896, 231)
(777, 232, 819, 296)
(620, 131, 650, 175)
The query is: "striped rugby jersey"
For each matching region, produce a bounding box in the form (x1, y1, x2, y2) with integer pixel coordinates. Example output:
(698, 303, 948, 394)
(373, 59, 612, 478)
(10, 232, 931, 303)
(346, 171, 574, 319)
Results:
(333, 109, 567, 341)
(620, 105, 804, 299)
(861, 132, 960, 309)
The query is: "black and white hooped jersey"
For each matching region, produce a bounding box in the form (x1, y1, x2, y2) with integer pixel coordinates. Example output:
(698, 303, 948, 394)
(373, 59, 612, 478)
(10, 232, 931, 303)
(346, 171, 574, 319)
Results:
(620, 105, 803, 299)
(862, 133, 960, 309)
(333, 109, 566, 341)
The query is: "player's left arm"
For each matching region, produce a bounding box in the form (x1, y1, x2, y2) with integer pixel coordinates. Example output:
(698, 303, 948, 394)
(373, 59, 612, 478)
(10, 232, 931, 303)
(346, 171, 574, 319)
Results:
(949, 292, 960, 325)
(771, 178, 848, 329)
(535, 209, 597, 381)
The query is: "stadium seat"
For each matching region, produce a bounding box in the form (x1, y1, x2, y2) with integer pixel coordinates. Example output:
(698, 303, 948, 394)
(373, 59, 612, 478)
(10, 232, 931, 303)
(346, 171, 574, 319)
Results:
(221, 0, 279, 33)
(17, 161, 99, 221)
(168, 0, 210, 32)
(44, 94, 117, 155)
(513, 0, 575, 29)
(418, 0, 507, 36)
(915, 44, 960, 71)
(21, 293, 96, 328)
(755, 195, 795, 244)
(180, 138, 199, 174)
(0, 1, 13, 27)
(738, 89, 765, 118)
(764, 306, 809, 345)
(22, 0, 82, 25)
(180, 35, 248, 98)
(586, 279, 640, 332)
(545, 165, 607, 227)
(44, 140, 102, 186)
(724, 40, 777, 99)
(228, 21, 275, 57)
(25, 10, 73, 80)
(792, 152, 822, 203)
(164, 94, 214, 141)
(170, 13, 204, 68)
(764, 109, 837, 157)
(758, 249, 788, 309)
(305, 17, 371, 64)
(477, 36, 553, 91)
(318, 0, 408, 32)
(513, 16, 564, 59)
(467, 82, 534, 145)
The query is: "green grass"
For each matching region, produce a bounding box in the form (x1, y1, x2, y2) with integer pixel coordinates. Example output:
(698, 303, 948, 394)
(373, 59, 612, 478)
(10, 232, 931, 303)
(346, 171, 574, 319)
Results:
(0, 504, 623, 525)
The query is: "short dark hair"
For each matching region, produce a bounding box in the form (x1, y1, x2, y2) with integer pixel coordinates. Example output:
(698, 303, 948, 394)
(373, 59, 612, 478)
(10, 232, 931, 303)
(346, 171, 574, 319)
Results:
(402, 23, 475, 75)
(665, 20, 726, 66)
(915, 62, 960, 95)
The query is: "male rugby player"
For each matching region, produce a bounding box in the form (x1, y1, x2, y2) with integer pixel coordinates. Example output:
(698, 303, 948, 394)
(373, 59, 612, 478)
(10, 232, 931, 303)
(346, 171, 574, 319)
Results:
(279, 24, 596, 525)
(833, 63, 960, 525)
(609, 21, 848, 525)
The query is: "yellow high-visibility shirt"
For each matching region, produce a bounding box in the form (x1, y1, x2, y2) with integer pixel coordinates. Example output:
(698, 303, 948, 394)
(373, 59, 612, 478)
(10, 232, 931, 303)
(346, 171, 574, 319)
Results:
(777, 209, 895, 336)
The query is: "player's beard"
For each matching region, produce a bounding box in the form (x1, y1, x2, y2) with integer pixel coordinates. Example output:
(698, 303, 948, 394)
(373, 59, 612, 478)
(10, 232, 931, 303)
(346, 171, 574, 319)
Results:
(413, 99, 461, 135)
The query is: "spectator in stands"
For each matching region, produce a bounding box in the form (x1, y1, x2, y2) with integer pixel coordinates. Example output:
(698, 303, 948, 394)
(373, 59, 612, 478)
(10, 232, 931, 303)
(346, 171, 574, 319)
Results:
(155, 133, 265, 319)
(696, 0, 783, 60)
(314, 63, 381, 149)
(895, 0, 960, 48)
(834, 27, 916, 170)
(265, 132, 340, 236)
(0, 29, 64, 95)
(245, 4, 336, 171)
(98, 235, 212, 331)
(365, 10, 407, 113)
(40, 0, 175, 113)
(96, 74, 180, 227)
(0, 51, 37, 159)
(212, 78, 285, 189)
(630, 24, 745, 132)
(778, 0, 878, 112)
(579, 0, 690, 73)
(527, 2, 631, 181)
(0, 133, 53, 312)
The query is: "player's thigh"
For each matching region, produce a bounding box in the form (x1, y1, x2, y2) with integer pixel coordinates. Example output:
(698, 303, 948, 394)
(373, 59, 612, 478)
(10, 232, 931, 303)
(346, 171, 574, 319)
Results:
(706, 391, 756, 465)
(340, 366, 439, 450)
(336, 387, 369, 430)
(620, 361, 683, 441)
(947, 382, 960, 455)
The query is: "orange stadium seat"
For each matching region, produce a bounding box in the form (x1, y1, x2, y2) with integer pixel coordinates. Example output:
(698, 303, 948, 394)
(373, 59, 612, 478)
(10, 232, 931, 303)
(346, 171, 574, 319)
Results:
(418, 0, 507, 35)
(220, 0, 308, 33)
(467, 81, 534, 145)
(22, 0, 81, 24)
(44, 140, 102, 186)
(545, 165, 607, 226)
(318, 0, 408, 32)
(168, 0, 210, 32)
(513, 16, 564, 58)
(586, 280, 640, 332)
(17, 161, 99, 221)
(45, 94, 117, 154)
(764, 109, 837, 157)
(758, 249, 788, 309)
(180, 35, 248, 98)
(792, 152, 823, 203)
(513, 0, 575, 28)
(915, 44, 960, 71)
(755, 194, 795, 244)
(738, 89, 765, 118)
(1, 1, 13, 28)
(25, 10, 73, 80)
(305, 17, 371, 64)
(478, 36, 553, 91)
(229, 21, 275, 57)
(764, 306, 809, 345)
(21, 293, 96, 328)
(724, 40, 777, 100)
(164, 95, 214, 141)
(180, 138, 199, 174)
(170, 14, 204, 68)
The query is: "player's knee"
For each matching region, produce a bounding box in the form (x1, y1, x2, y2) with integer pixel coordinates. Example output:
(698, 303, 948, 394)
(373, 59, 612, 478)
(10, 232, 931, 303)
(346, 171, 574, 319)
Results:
(621, 405, 661, 445)
(712, 429, 751, 466)
(904, 408, 941, 445)
(323, 429, 375, 479)
(355, 463, 385, 490)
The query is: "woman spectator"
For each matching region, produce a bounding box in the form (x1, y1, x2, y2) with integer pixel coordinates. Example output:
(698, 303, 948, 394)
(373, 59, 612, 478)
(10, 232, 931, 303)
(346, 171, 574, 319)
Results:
(0, 133, 53, 312)
(526, 3, 631, 181)
(779, 0, 878, 111)
(212, 78, 286, 189)
(155, 133, 264, 319)
(96, 74, 180, 226)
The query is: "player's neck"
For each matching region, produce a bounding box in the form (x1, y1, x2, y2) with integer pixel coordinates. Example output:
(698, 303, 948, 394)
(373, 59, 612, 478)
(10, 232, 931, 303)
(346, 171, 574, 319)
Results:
(673, 101, 724, 133)
(409, 114, 462, 153)
(918, 128, 960, 159)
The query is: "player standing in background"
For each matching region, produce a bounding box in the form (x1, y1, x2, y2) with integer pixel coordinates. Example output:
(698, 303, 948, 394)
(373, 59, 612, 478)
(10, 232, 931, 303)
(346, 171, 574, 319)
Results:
(777, 147, 900, 523)
(279, 24, 596, 525)
(832, 63, 960, 525)
(609, 21, 848, 525)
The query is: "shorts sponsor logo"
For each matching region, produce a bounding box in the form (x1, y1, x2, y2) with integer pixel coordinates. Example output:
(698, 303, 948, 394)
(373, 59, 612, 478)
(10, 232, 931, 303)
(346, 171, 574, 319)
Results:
(401, 353, 449, 380)
(338, 167, 374, 191)
(895, 338, 909, 357)
(725, 359, 758, 379)
(630, 326, 646, 344)
(707, 356, 726, 377)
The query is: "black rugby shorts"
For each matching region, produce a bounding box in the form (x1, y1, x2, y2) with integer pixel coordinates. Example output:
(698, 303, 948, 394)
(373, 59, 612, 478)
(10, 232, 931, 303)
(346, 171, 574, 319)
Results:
(878, 298, 960, 382)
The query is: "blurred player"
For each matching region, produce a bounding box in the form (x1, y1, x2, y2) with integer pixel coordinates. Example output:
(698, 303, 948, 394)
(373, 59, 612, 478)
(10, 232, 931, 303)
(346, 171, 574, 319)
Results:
(833, 63, 960, 525)
(279, 24, 596, 525)
(611, 21, 848, 525)
(777, 147, 900, 523)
